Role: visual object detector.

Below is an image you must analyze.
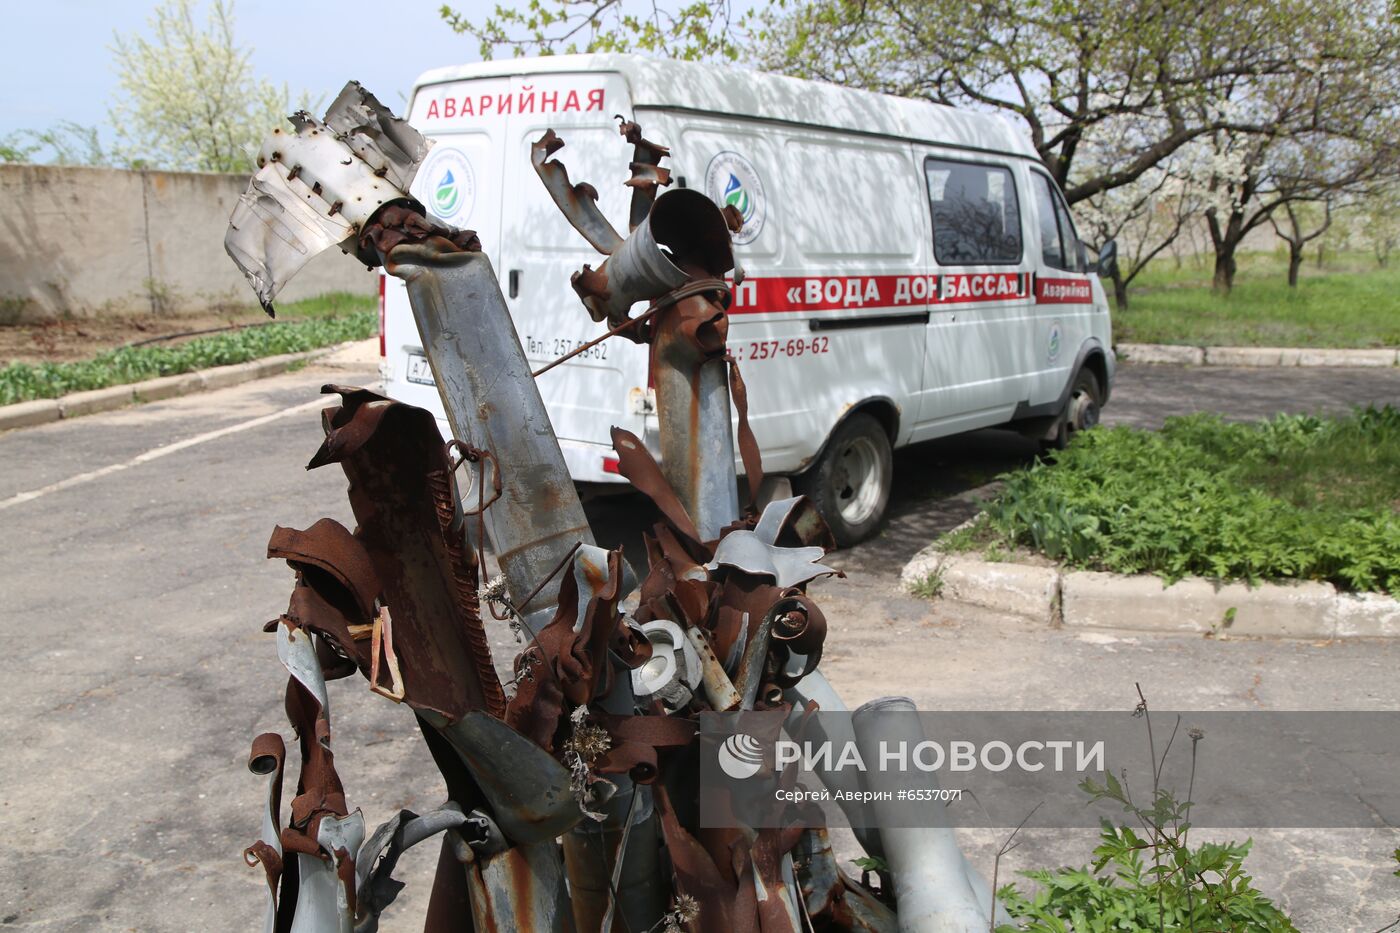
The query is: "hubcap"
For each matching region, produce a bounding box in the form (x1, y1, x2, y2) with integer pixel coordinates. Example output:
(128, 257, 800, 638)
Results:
(1069, 389, 1100, 431)
(833, 436, 882, 525)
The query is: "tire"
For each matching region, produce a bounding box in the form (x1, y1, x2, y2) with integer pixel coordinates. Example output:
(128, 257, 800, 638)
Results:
(1066, 368, 1102, 434)
(1040, 368, 1102, 454)
(795, 413, 893, 548)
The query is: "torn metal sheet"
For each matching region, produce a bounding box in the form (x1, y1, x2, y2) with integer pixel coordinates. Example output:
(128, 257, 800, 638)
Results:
(386, 245, 595, 620)
(321, 81, 430, 192)
(706, 531, 837, 590)
(224, 81, 430, 314)
(421, 710, 583, 846)
(354, 805, 475, 932)
(531, 129, 624, 256)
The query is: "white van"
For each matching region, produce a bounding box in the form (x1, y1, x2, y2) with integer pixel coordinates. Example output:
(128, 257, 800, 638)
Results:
(380, 54, 1114, 545)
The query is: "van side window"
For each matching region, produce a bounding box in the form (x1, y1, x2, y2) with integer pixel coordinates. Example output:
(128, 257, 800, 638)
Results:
(925, 158, 1022, 265)
(1031, 172, 1065, 269)
(1032, 171, 1085, 272)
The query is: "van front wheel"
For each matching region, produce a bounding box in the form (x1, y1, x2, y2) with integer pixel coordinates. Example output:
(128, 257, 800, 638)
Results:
(796, 413, 892, 548)
(1043, 368, 1103, 451)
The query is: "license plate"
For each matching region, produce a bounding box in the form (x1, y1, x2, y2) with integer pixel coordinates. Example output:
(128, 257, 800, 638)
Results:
(406, 352, 436, 386)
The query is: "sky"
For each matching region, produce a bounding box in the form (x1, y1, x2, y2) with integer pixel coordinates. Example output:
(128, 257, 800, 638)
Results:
(0, 0, 495, 141)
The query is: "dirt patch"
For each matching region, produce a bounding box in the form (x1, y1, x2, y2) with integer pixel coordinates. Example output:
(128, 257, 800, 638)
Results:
(0, 307, 273, 365)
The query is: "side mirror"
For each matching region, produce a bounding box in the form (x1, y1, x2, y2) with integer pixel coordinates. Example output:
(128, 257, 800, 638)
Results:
(1095, 239, 1119, 278)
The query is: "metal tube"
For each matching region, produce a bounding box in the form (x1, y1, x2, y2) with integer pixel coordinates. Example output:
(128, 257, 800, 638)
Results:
(465, 839, 576, 933)
(851, 697, 990, 933)
(387, 244, 594, 616)
(651, 296, 740, 541)
(563, 804, 666, 933)
(563, 664, 668, 933)
(783, 672, 886, 861)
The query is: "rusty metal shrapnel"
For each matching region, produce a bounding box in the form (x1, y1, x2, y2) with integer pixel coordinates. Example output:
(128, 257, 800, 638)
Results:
(227, 87, 1007, 933)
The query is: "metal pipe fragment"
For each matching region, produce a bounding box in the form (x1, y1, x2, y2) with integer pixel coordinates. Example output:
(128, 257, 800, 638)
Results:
(687, 627, 742, 710)
(387, 244, 595, 617)
(465, 840, 576, 933)
(651, 297, 740, 541)
(851, 697, 996, 933)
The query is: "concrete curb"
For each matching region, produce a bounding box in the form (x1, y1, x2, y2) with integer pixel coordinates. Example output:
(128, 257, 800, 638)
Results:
(901, 541, 1400, 639)
(1117, 342, 1398, 367)
(0, 342, 362, 433)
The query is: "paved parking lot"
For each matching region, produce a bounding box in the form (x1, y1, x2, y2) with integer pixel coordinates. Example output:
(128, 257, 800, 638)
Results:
(1, 360, 1397, 930)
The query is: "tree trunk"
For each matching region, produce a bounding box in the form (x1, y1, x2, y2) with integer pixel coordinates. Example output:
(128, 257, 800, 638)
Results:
(1112, 270, 1130, 310)
(1212, 249, 1237, 296)
(1287, 242, 1303, 288)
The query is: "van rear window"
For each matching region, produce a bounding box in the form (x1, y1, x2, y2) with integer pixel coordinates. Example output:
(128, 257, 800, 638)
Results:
(925, 158, 1022, 265)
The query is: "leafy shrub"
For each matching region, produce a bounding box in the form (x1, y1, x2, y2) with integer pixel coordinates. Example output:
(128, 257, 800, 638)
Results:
(980, 408, 1400, 594)
(998, 691, 1298, 932)
(0, 309, 375, 405)
(998, 821, 1296, 932)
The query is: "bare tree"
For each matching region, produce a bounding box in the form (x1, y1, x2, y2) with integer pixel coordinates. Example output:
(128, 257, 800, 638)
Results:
(1269, 200, 1332, 287)
(753, 0, 1358, 204)
(1079, 164, 1197, 310)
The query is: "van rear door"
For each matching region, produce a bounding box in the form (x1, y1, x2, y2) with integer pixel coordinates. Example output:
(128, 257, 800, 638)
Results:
(495, 73, 648, 480)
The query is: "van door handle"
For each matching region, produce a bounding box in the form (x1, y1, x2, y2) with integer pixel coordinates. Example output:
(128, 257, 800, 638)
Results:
(508, 270, 520, 299)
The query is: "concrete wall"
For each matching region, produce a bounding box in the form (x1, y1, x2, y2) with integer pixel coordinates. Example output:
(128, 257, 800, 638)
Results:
(0, 164, 377, 322)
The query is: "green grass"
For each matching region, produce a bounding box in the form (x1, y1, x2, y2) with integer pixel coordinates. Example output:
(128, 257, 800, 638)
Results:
(962, 407, 1400, 594)
(262, 292, 375, 321)
(0, 293, 375, 405)
(1114, 251, 1400, 348)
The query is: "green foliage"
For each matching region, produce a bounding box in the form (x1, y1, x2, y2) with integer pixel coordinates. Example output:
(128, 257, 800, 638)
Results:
(981, 408, 1400, 594)
(937, 521, 983, 554)
(997, 822, 1296, 932)
(109, 0, 301, 173)
(0, 122, 109, 167)
(998, 692, 1296, 932)
(850, 855, 889, 873)
(0, 133, 40, 164)
(0, 307, 373, 406)
(909, 566, 946, 599)
(440, 0, 755, 62)
(1115, 250, 1400, 348)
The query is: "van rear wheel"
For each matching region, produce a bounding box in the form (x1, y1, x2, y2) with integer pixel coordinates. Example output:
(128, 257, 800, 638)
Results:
(796, 413, 892, 548)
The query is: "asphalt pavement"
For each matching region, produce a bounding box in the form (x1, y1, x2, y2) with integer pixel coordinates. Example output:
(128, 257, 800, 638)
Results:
(1, 359, 1398, 931)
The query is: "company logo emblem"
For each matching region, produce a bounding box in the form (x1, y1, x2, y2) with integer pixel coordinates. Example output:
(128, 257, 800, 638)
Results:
(717, 733, 765, 779)
(414, 147, 476, 223)
(722, 173, 753, 223)
(705, 151, 766, 246)
(434, 169, 461, 215)
(1048, 320, 1063, 362)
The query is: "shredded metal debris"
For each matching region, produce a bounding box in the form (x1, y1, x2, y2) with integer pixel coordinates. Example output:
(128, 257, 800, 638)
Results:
(226, 85, 1005, 933)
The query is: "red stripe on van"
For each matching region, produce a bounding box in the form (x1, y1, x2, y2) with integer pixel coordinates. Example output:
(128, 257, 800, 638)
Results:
(727, 272, 1030, 315)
